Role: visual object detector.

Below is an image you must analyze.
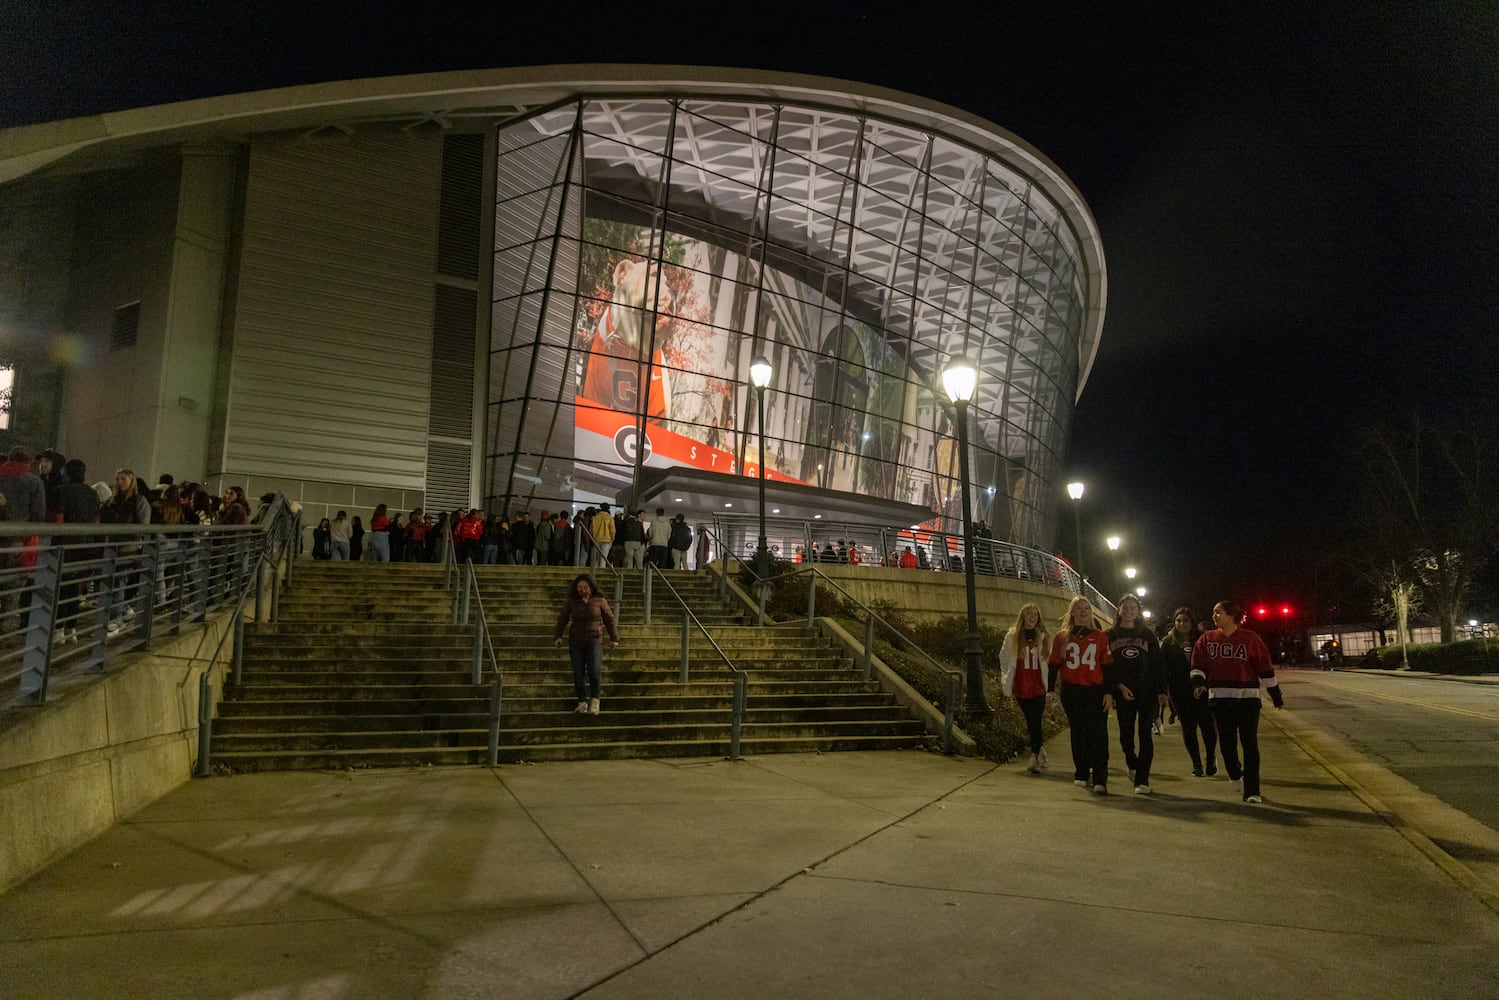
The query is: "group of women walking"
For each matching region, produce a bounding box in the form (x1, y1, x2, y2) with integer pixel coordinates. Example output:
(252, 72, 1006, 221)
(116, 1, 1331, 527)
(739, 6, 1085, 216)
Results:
(1000, 595, 1285, 802)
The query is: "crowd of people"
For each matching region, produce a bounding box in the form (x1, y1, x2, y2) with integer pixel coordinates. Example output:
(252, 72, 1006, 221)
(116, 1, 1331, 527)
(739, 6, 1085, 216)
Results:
(310, 502, 701, 570)
(0, 445, 272, 642)
(1000, 594, 1285, 804)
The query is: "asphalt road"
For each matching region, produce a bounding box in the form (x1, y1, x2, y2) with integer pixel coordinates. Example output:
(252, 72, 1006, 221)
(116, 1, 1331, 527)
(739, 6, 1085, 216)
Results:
(1279, 669, 1499, 832)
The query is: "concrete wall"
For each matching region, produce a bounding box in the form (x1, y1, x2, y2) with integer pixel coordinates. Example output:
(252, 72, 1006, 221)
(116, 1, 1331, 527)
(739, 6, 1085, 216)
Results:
(150, 146, 237, 482)
(806, 564, 1102, 628)
(0, 611, 235, 894)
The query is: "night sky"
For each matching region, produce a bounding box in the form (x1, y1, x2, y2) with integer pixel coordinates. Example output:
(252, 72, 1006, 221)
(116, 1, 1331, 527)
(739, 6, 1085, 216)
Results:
(4, 4, 1497, 618)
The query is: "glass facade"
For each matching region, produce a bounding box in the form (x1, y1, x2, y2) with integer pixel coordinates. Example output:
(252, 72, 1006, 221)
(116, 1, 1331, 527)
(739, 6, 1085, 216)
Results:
(487, 98, 1090, 548)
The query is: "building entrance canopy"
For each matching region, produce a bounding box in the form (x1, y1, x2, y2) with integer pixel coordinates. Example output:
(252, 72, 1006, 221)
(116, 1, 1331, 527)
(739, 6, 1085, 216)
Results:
(624, 466, 936, 529)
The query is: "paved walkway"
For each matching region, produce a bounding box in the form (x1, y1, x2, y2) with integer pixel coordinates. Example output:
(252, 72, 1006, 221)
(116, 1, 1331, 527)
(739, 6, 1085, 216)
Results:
(3, 707, 1498, 998)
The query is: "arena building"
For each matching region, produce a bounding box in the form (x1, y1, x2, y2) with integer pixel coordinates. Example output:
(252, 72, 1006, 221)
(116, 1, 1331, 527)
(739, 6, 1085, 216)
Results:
(0, 66, 1105, 549)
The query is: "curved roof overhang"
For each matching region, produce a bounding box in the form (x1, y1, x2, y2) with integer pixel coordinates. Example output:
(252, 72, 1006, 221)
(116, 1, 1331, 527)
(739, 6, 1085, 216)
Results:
(0, 65, 1106, 397)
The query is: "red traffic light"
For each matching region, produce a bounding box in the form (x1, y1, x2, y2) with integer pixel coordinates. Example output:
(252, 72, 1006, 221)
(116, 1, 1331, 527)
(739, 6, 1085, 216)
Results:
(1255, 606, 1269, 617)
(1280, 605, 1292, 616)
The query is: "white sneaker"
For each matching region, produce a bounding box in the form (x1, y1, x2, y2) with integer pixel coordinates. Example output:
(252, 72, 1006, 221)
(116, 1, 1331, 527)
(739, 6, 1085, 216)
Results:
(123, 606, 136, 622)
(1026, 754, 1040, 775)
(1038, 748, 1049, 770)
(1134, 785, 1151, 796)
(1246, 794, 1263, 804)
(1093, 784, 1108, 796)
(1073, 779, 1088, 788)
(1230, 778, 1243, 792)
(574, 701, 589, 714)
(588, 698, 600, 716)
(106, 619, 124, 636)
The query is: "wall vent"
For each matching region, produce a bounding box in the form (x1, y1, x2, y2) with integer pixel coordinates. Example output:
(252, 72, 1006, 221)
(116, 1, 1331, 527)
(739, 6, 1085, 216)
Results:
(110, 301, 141, 351)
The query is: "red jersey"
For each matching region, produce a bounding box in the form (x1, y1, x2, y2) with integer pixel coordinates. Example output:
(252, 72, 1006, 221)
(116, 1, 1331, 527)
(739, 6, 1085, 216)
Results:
(1190, 627, 1275, 701)
(1003, 635, 1049, 699)
(1048, 629, 1113, 687)
(580, 305, 669, 418)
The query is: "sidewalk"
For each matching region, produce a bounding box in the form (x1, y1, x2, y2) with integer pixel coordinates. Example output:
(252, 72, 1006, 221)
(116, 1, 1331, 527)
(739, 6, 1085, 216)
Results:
(2, 721, 1497, 998)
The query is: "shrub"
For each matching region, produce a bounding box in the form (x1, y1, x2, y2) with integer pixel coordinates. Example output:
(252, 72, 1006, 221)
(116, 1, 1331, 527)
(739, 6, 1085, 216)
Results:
(1373, 638, 1499, 674)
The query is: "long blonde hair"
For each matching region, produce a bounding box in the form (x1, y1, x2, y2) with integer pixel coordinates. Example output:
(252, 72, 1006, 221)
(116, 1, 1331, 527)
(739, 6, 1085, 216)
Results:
(1008, 602, 1050, 648)
(1059, 596, 1093, 633)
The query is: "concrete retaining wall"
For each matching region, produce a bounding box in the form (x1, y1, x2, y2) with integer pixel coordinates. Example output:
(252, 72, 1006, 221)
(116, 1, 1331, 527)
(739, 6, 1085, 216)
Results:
(797, 564, 1093, 627)
(0, 611, 235, 893)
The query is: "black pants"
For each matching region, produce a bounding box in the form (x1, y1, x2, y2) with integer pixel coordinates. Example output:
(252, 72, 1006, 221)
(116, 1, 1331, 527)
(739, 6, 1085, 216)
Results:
(1060, 684, 1110, 787)
(1017, 695, 1046, 754)
(1212, 699, 1262, 798)
(1170, 681, 1218, 770)
(1116, 697, 1155, 786)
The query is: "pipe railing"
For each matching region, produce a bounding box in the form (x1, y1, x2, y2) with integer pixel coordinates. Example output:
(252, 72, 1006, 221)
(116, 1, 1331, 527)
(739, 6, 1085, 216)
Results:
(642, 562, 748, 760)
(193, 500, 301, 775)
(575, 521, 627, 610)
(730, 560, 967, 754)
(708, 514, 1117, 620)
(449, 557, 504, 767)
(0, 504, 297, 718)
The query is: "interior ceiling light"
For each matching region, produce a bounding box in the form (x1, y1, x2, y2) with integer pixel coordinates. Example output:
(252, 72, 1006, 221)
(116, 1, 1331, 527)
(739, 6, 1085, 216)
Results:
(723, 502, 733, 508)
(771, 508, 781, 514)
(813, 514, 823, 519)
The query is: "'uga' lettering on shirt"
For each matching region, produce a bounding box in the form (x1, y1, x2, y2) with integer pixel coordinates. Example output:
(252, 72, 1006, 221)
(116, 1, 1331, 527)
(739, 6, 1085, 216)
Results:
(1204, 641, 1249, 661)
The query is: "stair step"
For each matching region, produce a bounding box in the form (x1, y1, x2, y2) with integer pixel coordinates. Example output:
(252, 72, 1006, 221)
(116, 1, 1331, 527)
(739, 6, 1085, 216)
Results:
(210, 734, 933, 771)
(215, 562, 929, 770)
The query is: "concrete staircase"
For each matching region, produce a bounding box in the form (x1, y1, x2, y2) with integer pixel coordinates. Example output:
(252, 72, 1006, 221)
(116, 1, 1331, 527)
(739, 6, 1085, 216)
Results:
(210, 563, 931, 771)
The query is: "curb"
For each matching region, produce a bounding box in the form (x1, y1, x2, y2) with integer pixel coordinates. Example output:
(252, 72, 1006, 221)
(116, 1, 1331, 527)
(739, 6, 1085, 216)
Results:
(1263, 708, 1499, 916)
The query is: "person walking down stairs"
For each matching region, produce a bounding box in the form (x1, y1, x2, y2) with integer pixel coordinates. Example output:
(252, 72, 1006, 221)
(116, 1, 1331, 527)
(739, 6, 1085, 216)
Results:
(553, 573, 620, 716)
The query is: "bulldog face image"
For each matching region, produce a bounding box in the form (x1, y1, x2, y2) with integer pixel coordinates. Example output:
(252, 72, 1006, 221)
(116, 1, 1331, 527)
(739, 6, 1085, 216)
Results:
(580, 257, 674, 419)
(603, 258, 674, 352)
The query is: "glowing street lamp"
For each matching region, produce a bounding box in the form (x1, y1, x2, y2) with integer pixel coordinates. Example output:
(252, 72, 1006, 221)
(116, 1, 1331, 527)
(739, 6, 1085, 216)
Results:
(1125, 567, 1137, 580)
(942, 355, 988, 719)
(1065, 482, 1086, 589)
(749, 354, 773, 580)
(1106, 536, 1120, 552)
(1136, 586, 1146, 598)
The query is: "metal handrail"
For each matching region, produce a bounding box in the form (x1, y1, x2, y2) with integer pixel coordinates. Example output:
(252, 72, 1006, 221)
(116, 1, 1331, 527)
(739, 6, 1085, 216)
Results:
(457, 558, 504, 767)
(746, 561, 966, 754)
(698, 521, 770, 624)
(709, 513, 1118, 620)
(0, 513, 287, 713)
(179, 496, 300, 776)
(575, 520, 628, 610)
(642, 562, 748, 759)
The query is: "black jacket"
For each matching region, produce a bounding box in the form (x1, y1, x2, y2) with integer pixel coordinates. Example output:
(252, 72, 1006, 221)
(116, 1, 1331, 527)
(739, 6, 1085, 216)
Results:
(1105, 621, 1164, 699)
(59, 481, 101, 526)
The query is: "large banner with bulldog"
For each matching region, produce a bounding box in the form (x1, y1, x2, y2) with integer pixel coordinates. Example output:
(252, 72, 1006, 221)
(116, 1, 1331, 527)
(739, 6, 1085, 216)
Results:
(569, 218, 1014, 536)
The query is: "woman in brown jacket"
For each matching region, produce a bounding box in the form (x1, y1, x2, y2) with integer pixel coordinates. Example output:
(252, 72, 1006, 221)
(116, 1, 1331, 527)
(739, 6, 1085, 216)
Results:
(553, 573, 619, 716)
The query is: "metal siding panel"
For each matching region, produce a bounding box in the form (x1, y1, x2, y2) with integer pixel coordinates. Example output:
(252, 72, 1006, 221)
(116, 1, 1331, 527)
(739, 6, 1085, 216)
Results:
(227, 130, 441, 489)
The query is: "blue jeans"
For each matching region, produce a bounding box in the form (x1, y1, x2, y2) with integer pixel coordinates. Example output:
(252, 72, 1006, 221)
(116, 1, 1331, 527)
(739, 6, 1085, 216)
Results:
(482, 544, 499, 565)
(331, 540, 350, 561)
(568, 640, 602, 701)
(368, 532, 390, 562)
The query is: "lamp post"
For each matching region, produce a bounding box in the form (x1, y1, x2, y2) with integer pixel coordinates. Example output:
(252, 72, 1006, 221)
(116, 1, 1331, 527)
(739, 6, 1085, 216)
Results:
(1066, 481, 1085, 588)
(749, 354, 773, 581)
(942, 356, 989, 718)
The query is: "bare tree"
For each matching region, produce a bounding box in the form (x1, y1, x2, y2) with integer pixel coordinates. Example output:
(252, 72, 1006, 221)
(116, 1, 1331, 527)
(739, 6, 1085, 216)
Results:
(1354, 416, 1495, 643)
